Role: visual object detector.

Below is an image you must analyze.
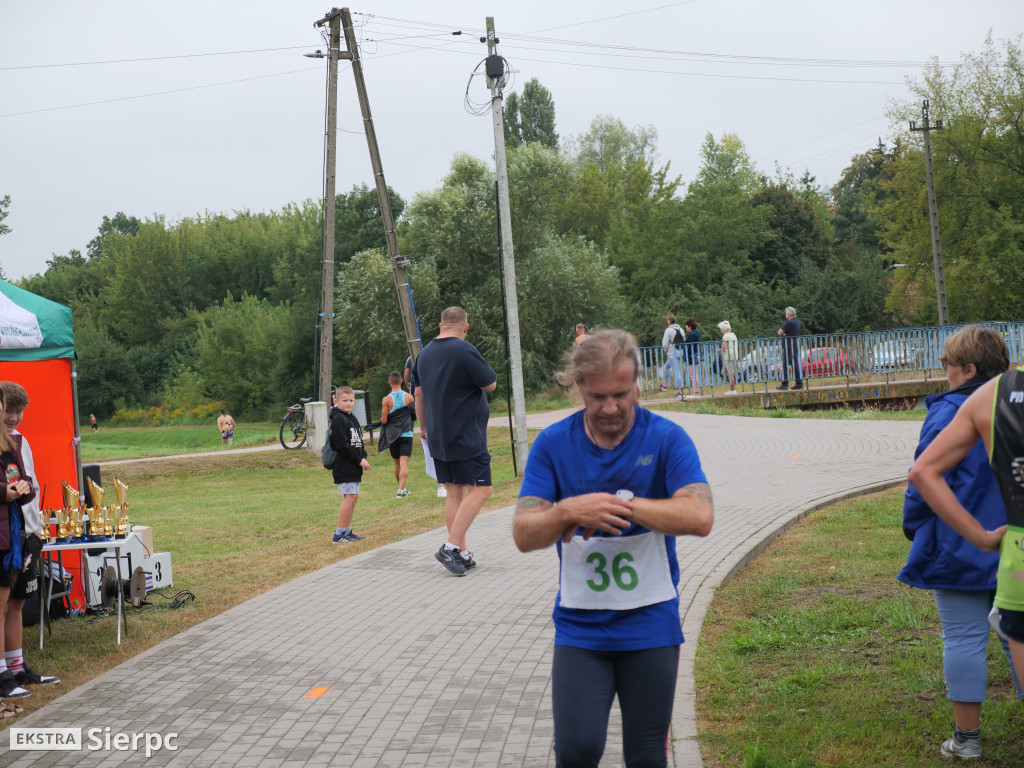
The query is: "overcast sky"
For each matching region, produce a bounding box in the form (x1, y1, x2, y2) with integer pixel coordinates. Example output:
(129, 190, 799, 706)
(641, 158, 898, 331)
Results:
(2, 1, 1022, 282)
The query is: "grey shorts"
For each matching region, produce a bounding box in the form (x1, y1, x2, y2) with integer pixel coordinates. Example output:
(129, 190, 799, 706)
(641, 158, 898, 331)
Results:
(337, 482, 360, 496)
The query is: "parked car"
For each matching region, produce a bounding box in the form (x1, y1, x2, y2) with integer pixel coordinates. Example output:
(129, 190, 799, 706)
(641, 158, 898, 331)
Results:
(739, 347, 781, 383)
(871, 340, 919, 371)
(770, 347, 851, 378)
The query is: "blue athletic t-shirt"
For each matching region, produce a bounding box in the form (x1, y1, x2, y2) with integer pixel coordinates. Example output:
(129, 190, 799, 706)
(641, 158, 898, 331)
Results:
(519, 406, 707, 651)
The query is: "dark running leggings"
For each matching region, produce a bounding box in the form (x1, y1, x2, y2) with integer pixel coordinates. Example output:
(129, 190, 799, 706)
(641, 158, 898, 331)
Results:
(552, 644, 679, 768)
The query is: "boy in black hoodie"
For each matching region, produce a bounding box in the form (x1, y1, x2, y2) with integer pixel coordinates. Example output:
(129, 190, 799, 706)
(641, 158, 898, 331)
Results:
(329, 386, 371, 543)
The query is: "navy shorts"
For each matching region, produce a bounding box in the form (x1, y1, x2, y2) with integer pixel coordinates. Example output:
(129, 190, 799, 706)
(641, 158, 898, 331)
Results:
(999, 608, 1024, 644)
(435, 452, 492, 487)
(389, 437, 413, 460)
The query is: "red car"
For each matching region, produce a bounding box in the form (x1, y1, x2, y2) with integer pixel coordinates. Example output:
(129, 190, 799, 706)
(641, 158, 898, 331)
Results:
(772, 347, 851, 378)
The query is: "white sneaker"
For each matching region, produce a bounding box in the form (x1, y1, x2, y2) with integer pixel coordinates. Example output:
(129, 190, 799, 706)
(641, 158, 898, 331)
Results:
(437, 486, 447, 498)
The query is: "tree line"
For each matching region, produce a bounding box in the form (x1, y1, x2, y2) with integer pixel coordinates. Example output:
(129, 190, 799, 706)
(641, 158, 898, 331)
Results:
(8, 36, 1023, 421)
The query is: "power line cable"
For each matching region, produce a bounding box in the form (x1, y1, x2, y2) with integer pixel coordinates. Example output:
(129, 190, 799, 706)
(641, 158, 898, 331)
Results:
(0, 66, 321, 119)
(0, 46, 317, 71)
(755, 117, 888, 162)
(369, 40, 906, 85)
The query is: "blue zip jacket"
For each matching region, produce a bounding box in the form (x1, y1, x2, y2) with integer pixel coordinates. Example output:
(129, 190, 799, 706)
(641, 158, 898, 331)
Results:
(898, 382, 1004, 591)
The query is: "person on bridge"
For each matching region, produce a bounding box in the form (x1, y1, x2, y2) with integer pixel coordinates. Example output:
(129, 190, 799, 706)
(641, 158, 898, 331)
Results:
(900, 326, 1021, 759)
(513, 329, 714, 767)
(776, 306, 803, 391)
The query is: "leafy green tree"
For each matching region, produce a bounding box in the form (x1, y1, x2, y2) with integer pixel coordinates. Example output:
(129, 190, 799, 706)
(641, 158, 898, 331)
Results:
(334, 183, 405, 264)
(881, 34, 1024, 323)
(74, 320, 144, 419)
(401, 154, 499, 302)
(749, 181, 832, 285)
(398, 150, 628, 392)
(565, 115, 658, 173)
(503, 92, 522, 150)
(334, 249, 439, 390)
(831, 141, 894, 252)
(503, 79, 558, 150)
(192, 294, 295, 417)
(86, 212, 140, 260)
(0, 194, 11, 238)
(557, 116, 679, 288)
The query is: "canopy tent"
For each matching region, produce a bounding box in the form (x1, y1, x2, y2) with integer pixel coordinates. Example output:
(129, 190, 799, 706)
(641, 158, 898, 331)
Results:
(1, 278, 84, 606)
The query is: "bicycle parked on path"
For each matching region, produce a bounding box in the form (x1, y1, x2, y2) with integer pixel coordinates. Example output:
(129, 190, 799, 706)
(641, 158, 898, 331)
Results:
(280, 398, 311, 449)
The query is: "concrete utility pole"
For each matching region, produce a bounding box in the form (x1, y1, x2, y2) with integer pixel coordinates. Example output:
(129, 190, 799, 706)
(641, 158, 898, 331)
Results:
(910, 99, 949, 326)
(485, 17, 529, 467)
(313, 8, 344, 403)
(338, 7, 422, 365)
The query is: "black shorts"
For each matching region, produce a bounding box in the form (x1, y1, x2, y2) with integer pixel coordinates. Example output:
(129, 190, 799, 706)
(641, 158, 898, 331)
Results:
(10, 556, 38, 601)
(0, 554, 16, 589)
(999, 608, 1024, 644)
(435, 452, 492, 487)
(389, 437, 413, 460)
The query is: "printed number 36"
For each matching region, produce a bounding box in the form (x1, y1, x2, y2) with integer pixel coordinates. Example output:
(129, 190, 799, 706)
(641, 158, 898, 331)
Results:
(586, 551, 638, 592)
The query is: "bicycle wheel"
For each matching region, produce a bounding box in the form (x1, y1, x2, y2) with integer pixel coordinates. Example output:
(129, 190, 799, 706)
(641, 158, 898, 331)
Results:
(279, 411, 306, 449)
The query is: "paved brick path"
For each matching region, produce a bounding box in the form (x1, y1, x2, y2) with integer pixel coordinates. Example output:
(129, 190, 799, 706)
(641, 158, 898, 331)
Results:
(4, 409, 921, 767)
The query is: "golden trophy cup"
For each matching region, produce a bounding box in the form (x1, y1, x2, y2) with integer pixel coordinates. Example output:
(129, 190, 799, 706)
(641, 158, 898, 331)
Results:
(62, 482, 81, 539)
(55, 509, 70, 541)
(113, 476, 130, 538)
(86, 477, 105, 539)
(101, 505, 115, 538)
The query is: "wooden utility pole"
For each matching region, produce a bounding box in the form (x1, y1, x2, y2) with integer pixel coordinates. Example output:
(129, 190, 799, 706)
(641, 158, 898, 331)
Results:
(910, 99, 949, 326)
(485, 17, 529, 467)
(313, 9, 344, 403)
(337, 7, 422, 365)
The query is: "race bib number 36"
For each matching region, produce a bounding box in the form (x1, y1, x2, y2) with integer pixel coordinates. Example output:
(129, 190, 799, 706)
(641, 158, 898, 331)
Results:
(560, 532, 677, 610)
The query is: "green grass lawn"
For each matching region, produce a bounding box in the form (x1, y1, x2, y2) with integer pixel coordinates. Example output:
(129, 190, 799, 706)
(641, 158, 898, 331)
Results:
(695, 486, 1022, 768)
(80, 423, 281, 461)
(7, 427, 526, 725)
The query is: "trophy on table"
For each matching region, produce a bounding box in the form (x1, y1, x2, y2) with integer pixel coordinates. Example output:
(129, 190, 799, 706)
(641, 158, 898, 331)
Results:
(86, 477, 106, 540)
(61, 481, 80, 541)
(113, 476, 130, 538)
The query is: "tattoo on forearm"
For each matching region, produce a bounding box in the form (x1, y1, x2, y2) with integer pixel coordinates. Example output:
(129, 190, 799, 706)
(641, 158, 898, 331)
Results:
(681, 482, 713, 507)
(517, 496, 547, 510)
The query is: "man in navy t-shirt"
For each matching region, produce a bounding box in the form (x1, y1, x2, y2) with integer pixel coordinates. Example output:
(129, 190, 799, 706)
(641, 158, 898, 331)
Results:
(412, 307, 497, 576)
(776, 305, 803, 390)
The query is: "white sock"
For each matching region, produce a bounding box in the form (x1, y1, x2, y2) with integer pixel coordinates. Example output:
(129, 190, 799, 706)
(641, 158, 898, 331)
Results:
(444, 542, 458, 551)
(4, 650, 23, 673)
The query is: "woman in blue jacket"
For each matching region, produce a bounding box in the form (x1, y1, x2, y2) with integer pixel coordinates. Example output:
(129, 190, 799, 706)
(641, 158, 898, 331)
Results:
(899, 325, 1022, 759)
